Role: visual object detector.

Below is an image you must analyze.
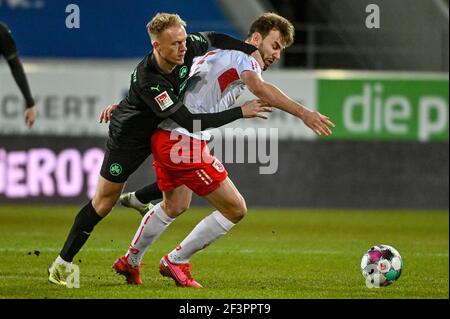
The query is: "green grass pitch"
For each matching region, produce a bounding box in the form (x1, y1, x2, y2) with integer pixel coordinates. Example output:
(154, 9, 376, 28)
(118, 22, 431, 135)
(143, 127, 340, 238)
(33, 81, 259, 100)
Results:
(0, 205, 448, 299)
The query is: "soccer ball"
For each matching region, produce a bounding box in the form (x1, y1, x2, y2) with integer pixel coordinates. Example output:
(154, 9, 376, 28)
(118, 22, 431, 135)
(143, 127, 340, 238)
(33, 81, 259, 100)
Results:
(361, 244, 403, 288)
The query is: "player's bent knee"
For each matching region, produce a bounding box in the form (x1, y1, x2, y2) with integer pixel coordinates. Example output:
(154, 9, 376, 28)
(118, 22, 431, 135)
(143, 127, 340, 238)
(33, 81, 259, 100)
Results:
(173, 203, 189, 215)
(92, 197, 117, 217)
(222, 196, 247, 223)
(235, 196, 248, 221)
(162, 202, 189, 218)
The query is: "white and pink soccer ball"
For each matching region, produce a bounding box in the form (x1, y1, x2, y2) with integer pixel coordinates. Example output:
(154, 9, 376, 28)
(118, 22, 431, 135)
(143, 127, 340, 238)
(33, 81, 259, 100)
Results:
(361, 244, 403, 288)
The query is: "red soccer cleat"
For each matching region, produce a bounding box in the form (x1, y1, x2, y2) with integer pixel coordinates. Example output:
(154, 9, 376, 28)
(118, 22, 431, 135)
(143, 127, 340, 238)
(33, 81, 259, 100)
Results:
(112, 255, 143, 285)
(159, 255, 203, 288)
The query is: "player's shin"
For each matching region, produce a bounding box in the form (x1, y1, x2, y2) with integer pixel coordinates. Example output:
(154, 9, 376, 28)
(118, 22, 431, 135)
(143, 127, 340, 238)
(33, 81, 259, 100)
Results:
(126, 203, 175, 267)
(167, 210, 235, 264)
(58, 201, 103, 262)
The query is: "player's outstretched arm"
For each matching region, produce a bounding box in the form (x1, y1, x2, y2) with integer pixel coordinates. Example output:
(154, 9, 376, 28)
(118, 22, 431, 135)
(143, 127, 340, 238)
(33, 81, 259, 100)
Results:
(169, 100, 271, 133)
(241, 70, 335, 136)
(98, 100, 271, 131)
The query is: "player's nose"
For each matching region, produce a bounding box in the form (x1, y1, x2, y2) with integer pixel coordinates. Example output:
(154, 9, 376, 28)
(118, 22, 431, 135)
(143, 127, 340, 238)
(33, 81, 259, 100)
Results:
(180, 42, 187, 53)
(273, 50, 281, 61)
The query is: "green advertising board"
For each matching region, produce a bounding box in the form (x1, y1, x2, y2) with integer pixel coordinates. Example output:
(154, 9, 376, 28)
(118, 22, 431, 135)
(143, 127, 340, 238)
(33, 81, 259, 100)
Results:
(318, 78, 449, 141)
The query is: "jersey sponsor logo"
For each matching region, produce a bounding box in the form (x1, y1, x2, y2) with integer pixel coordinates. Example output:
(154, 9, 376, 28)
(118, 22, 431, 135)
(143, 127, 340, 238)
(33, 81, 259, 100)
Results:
(110, 163, 122, 176)
(150, 84, 161, 92)
(179, 66, 188, 78)
(212, 158, 225, 173)
(154, 91, 174, 111)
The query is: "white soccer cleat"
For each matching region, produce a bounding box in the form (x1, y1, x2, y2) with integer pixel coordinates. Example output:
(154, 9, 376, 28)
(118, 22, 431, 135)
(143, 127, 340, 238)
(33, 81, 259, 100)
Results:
(119, 192, 153, 217)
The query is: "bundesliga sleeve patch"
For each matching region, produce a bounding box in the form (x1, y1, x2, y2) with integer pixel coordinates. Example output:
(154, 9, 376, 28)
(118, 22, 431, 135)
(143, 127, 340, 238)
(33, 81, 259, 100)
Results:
(154, 91, 174, 111)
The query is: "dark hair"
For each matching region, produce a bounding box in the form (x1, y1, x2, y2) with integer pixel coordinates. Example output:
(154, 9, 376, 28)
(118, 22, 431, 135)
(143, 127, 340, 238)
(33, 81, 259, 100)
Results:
(247, 12, 295, 47)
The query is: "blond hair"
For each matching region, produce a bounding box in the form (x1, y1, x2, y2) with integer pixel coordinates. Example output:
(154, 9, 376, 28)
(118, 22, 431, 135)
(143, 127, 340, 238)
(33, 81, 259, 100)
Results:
(147, 13, 187, 40)
(247, 12, 295, 47)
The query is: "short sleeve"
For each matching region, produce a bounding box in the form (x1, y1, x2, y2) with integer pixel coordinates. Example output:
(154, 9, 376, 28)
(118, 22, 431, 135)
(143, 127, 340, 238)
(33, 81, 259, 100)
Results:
(235, 52, 263, 79)
(0, 23, 18, 61)
(139, 83, 184, 119)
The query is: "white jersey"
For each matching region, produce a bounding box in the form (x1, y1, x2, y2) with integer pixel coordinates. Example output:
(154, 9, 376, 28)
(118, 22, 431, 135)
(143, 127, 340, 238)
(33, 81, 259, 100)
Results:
(158, 49, 262, 140)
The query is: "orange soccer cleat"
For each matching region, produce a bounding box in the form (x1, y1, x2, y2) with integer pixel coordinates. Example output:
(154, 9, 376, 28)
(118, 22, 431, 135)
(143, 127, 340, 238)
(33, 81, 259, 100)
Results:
(112, 255, 143, 285)
(159, 255, 203, 288)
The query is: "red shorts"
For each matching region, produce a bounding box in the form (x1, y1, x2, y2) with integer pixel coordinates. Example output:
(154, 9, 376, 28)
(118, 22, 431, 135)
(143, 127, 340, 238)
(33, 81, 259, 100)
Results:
(151, 128, 228, 196)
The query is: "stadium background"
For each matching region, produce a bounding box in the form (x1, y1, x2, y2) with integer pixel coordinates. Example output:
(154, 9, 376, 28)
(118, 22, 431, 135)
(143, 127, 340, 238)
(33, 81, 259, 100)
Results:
(0, 0, 448, 208)
(0, 0, 448, 300)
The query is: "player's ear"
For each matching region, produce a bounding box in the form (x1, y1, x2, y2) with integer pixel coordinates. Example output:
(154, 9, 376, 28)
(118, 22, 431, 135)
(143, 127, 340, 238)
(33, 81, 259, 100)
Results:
(250, 32, 263, 46)
(152, 40, 160, 51)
